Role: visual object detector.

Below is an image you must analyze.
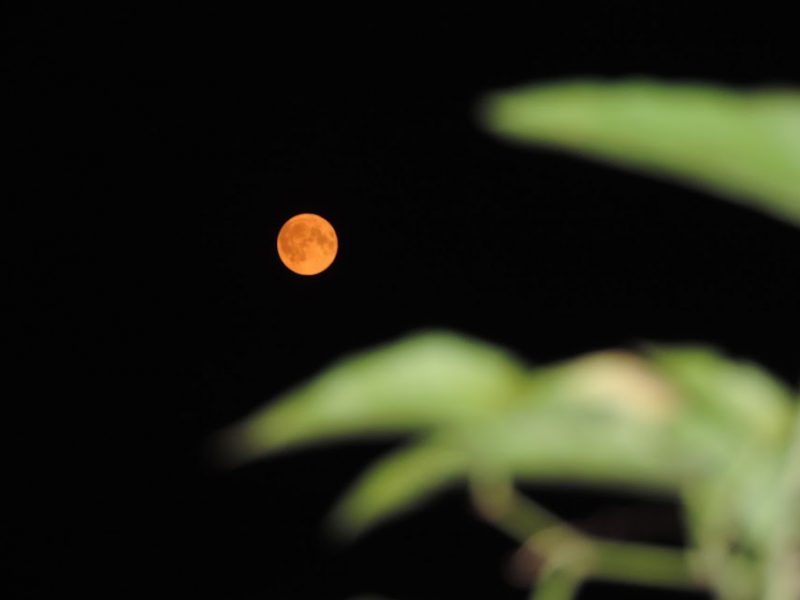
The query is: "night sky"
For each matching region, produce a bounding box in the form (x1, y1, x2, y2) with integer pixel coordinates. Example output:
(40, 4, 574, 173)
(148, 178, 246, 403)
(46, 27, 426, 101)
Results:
(7, 5, 800, 599)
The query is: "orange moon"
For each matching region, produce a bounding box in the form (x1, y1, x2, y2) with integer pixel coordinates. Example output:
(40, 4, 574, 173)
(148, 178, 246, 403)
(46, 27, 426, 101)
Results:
(277, 213, 338, 275)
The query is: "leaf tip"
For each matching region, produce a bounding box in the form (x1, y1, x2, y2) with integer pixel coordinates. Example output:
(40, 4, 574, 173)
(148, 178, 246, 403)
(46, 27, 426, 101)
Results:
(323, 504, 371, 545)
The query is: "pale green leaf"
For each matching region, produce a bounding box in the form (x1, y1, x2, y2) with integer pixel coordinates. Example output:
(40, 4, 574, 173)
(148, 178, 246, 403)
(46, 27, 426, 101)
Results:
(329, 351, 691, 538)
(329, 439, 467, 538)
(217, 330, 527, 463)
(327, 406, 696, 533)
(452, 406, 689, 494)
(765, 406, 800, 599)
(327, 407, 682, 540)
(650, 346, 796, 558)
(649, 345, 795, 445)
(479, 79, 800, 226)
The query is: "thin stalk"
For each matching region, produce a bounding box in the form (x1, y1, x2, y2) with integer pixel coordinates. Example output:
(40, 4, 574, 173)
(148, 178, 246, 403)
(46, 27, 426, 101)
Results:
(470, 479, 702, 596)
(529, 569, 582, 600)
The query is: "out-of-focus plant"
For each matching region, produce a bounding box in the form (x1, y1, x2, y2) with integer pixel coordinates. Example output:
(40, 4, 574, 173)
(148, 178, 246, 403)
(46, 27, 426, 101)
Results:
(479, 79, 800, 227)
(217, 79, 800, 600)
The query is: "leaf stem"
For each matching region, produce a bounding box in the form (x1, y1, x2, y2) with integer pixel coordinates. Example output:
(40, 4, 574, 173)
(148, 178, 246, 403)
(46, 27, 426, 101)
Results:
(470, 479, 702, 596)
(529, 569, 582, 600)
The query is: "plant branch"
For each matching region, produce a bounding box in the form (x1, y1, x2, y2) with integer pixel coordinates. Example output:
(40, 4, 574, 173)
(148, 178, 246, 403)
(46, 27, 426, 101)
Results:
(529, 568, 582, 600)
(469, 478, 702, 596)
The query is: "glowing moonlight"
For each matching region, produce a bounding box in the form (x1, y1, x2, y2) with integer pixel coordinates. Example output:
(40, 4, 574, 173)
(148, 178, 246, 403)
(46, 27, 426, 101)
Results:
(277, 213, 338, 275)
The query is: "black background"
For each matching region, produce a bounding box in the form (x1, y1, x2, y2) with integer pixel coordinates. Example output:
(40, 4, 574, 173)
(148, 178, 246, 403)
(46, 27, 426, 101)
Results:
(6, 4, 799, 599)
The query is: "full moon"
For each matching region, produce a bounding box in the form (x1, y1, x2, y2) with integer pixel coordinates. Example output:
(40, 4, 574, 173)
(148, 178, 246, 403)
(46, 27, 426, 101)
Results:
(277, 213, 338, 276)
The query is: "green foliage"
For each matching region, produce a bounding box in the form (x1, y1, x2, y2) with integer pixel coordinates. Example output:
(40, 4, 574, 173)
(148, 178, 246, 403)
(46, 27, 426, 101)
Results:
(221, 332, 797, 598)
(217, 332, 527, 462)
(219, 78, 800, 598)
(651, 346, 796, 443)
(330, 437, 466, 537)
(479, 79, 800, 226)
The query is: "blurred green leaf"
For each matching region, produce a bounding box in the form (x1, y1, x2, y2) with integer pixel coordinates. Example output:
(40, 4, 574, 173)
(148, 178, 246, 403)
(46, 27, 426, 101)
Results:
(218, 328, 797, 592)
(479, 79, 800, 226)
(329, 438, 467, 538)
(329, 406, 682, 539)
(650, 347, 795, 574)
(452, 404, 688, 493)
(765, 407, 800, 599)
(649, 346, 795, 445)
(217, 330, 527, 463)
(329, 349, 691, 538)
